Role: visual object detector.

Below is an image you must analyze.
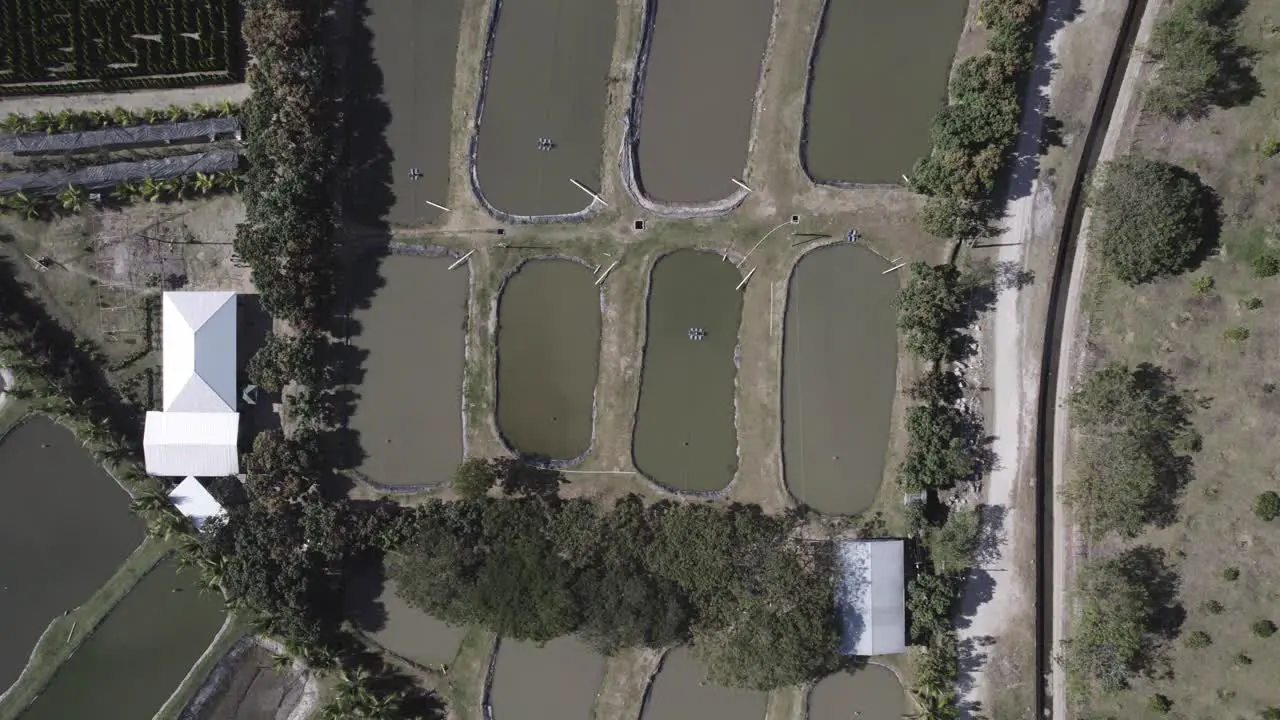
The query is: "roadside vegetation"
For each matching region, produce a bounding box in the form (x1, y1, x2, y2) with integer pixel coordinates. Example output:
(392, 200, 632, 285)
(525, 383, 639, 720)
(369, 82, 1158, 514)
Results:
(1065, 0, 1280, 715)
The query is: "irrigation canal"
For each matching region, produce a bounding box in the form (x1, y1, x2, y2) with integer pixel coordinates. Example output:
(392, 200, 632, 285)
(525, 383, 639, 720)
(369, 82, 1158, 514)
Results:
(1032, 0, 1148, 716)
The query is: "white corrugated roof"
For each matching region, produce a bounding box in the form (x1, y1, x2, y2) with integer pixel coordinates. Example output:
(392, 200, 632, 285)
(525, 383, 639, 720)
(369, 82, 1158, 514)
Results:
(836, 538, 906, 656)
(162, 291, 238, 413)
(143, 411, 240, 477)
(168, 476, 226, 529)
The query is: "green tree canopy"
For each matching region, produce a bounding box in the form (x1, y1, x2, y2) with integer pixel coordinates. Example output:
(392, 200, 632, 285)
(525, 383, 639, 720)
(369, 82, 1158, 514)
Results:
(1146, 0, 1256, 119)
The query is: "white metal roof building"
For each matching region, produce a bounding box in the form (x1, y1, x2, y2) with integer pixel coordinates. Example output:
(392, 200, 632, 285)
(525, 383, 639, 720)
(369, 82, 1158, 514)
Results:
(168, 476, 227, 530)
(144, 291, 240, 477)
(836, 538, 907, 656)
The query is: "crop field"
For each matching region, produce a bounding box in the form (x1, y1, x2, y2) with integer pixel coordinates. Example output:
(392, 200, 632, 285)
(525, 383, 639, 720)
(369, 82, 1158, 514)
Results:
(0, 0, 242, 95)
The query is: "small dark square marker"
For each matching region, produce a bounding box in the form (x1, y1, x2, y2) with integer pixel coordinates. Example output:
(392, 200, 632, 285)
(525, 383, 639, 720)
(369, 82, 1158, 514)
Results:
(790, 215, 800, 224)
(495, 228, 506, 236)
(634, 220, 645, 231)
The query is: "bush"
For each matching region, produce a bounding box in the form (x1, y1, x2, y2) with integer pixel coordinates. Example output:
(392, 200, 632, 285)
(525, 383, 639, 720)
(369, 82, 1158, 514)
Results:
(1089, 156, 1210, 283)
(1148, 694, 1173, 714)
(1234, 652, 1253, 666)
(895, 263, 973, 363)
(1201, 599, 1224, 615)
(1145, 0, 1254, 120)
(1191, 275, 1215, 294)
(1255, 491, 1280, 521)
(1253, 252, 1280, 277)
(1252, 619, 1277, 638)
(1223, 567, 1240, 581)
(1244, 296, 1264, 310)
(1262, 708, 1280, 720)
(1184, 630, 1212, 648)
(1225, 325, 1251, 342)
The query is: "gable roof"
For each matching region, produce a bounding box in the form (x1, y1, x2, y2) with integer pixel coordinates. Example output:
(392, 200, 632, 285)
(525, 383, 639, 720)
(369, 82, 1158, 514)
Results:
(143, 411, 240, 477)
(167, 476, 227, 530)
(162, 291, 238, 413)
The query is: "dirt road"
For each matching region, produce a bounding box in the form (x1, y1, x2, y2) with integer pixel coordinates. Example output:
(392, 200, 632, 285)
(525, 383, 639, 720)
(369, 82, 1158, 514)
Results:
(1049, 0, 1164, 716)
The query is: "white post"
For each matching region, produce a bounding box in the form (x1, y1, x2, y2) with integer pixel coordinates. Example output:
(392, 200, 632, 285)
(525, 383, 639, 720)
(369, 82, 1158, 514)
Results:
(448, 249, 475, 270)
(424, 199, 453, 213)
(730, 177, 753, 193)
(736, 267, 756, 291)
(882, 262, 907, 275)
(570, 179, 608, 207)
(595, 260, 619, 285)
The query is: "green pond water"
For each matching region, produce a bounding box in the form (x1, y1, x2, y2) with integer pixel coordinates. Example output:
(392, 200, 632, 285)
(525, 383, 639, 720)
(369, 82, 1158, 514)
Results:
(803, 0, 966, 184)
(632, 250, 743, 491)
(782, 244, 898, 515)
(491, 637, 604, 720)
(643, 648, 765, 720)
(0, 417, 142, 692)
(496, 260, 601, 460)
(19, 557, 225, 720)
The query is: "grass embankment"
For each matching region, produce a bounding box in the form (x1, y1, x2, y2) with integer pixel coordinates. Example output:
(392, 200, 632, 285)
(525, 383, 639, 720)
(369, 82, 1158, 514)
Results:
(0, 540, 167, 718)
(1066, 0, 1280, 715)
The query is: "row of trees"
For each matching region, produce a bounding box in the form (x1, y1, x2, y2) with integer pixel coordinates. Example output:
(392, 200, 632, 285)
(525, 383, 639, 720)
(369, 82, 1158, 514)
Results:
(388, 490, 839, 691)
(913, 0, 1043, 240)
(0, 100, 241, 134)
(0, 171, 243, 219)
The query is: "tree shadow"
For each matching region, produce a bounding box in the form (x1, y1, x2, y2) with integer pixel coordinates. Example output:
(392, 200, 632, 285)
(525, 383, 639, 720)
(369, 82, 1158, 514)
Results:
(344, 561, 392, 635)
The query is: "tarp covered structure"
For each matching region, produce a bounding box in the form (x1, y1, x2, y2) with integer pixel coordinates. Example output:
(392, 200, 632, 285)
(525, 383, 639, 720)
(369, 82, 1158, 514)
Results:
(0, 149, 238, 195)
(167, 476, 227, 530)
(836, 538, 907, 656)
(0, 118, 241, 155)
(144, 291, 240, 478)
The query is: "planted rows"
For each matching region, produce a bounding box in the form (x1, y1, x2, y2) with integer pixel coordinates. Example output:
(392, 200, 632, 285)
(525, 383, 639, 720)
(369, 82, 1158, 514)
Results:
(1, 101, 241, 135)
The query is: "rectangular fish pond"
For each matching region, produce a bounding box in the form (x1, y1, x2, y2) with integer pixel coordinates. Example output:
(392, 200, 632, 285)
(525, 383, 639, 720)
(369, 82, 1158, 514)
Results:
(490, 637, 604, 720)
(642, 648, 765, 720)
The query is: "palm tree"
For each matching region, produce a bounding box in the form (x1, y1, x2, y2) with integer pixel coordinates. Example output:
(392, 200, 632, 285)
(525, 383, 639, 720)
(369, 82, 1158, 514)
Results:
(139, 177, 163, 203)
(112, 107, 136, 127)
(88, 109, 111, 128)
(143, 107, 163, 125)
(146, 511, 185, 541)
(5, 192, 44, 220)
(214, 171, 241, 193)
(189, 102, 210, 119)
(1, 113, 30, 133)
(158, 178, 180, 201)
(54, 110, 78, 132)
(112, 180, 141, 203)
(57, 184, 87, 214)
(31, 110, 55, 133)
(271, 652, 294, 673)
(129, 487, 170, 517)
(166, 104, 187, 122)
(193, 172, 216, 195)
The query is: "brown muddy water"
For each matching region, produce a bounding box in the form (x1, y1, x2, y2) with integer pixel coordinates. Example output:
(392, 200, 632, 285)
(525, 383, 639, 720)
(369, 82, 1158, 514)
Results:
(347, 564, 465, 667)
(496, 260, 601, 460)
(474, 0, 616, 216)
(803, 0, 965, 184)
(490, 637, 604, 720)
(634, 0, 772, 204)
(643, 648, 765, 720)
(0, 417, 142, 692)
(359, 0, 464, 225)
(348, 254, 468, 486)
(807, 665, 907, 720)
(632, 250, 743, 491)
(19, 557, 225, 720)
(782, 244, 898, 515)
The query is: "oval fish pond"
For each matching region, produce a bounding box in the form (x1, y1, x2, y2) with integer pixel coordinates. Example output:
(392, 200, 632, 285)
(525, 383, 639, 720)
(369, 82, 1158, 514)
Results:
(496, 260, 602, 460)
(643, 648, 765, 720)
(19, 556, 225, 720)
(808, 665, 907, 720)
(633, 250, 743, 491)
(783, 244, 898, 515)
(347, 253, 468, 486)
(0, 417, 142, 692)
(491, 637, 604, 720)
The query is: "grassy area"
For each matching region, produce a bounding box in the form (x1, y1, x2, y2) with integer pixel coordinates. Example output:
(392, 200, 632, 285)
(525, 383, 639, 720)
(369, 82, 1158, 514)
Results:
(442, 628, 496, 720)
(0, 539, 167, 718)
(1071, 0, 1280, 715)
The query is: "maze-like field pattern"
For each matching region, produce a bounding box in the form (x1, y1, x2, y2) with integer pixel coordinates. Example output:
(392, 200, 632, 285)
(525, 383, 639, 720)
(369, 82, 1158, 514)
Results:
(0, 0, 240, 89)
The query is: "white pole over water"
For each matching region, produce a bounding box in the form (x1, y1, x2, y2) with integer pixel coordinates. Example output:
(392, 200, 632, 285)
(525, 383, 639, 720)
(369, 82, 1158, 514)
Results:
(730, 177, 753, 193)
(882, 262, 907, 275)
(448, 250, 475, 270)
(570, 179, 608, 207)
(736, 267, 757, 290)
(595, 260, 619, 285)
(424, 199, 453, 213)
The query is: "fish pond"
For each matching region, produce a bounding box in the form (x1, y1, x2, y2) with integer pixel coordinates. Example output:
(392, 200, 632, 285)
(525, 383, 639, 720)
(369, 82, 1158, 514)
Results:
(346, 564, 465, 667)
(347, 253, 468, 487)
(19, 557, 225, 720)
(474, 0, 617, 216)
(803, 0, 966, 184)
(634, 0, 772, 204)
(782, 244, 898, 515)
(807, 665, 907, 720)
(0, 417, 141, 692)
(632, 250, 743, 491)
(490, 637, 604, 720)
(642, 648, 765, 720)
(496, 260, 601, 460)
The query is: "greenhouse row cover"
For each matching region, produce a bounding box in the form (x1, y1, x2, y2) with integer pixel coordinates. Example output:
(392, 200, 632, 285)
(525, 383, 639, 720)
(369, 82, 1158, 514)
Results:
(0, 118, 241, 155)
(0, 150, 240, 195)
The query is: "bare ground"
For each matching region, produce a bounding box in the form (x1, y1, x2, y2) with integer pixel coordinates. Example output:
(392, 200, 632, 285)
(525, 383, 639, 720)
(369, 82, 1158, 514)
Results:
(0, 84, 248, 117)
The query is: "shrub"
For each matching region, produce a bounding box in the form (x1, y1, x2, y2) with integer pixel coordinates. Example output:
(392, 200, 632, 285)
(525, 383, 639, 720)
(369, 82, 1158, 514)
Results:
(1263, 139, 1280, 158)
(1145, 0, 1254, 120)
(1184, 630, 1212, 648)
(1148, 694, 1173, 714)
(1234, 653, 1253, 666)
(1225, 325, 1251, 342)
(1253, 252, 1280, 277)
(1089, 156, 1210, 283)
(1201, 599, 1224, 615)
(1244, 296, 1264, 310)
(1255, 491, 1280, 521)
(1191, 275, 1215, 294)
(1262, 708, 1280, 720)
(1252, 619, 1277, 638)
(1223, 567, 1240, 581)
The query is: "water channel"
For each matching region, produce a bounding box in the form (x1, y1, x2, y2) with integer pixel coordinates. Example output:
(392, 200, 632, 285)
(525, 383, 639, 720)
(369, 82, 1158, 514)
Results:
(354, 0, 464, 225)
(632, 250, 743, 491)
(642, 648, 765, 720)
(807, 665, 906, 720)
(0, 417, 142, 692)
(782, 244, 898, 515)
(803, 0, 965, 184)
(490, 637, 604, 720)
(634, 0, 772, 204)
(496, 260, 601, 460)
(347, 254, 468, 487)
(474, 0, 616, 216)
(19, 557, 225, 720)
